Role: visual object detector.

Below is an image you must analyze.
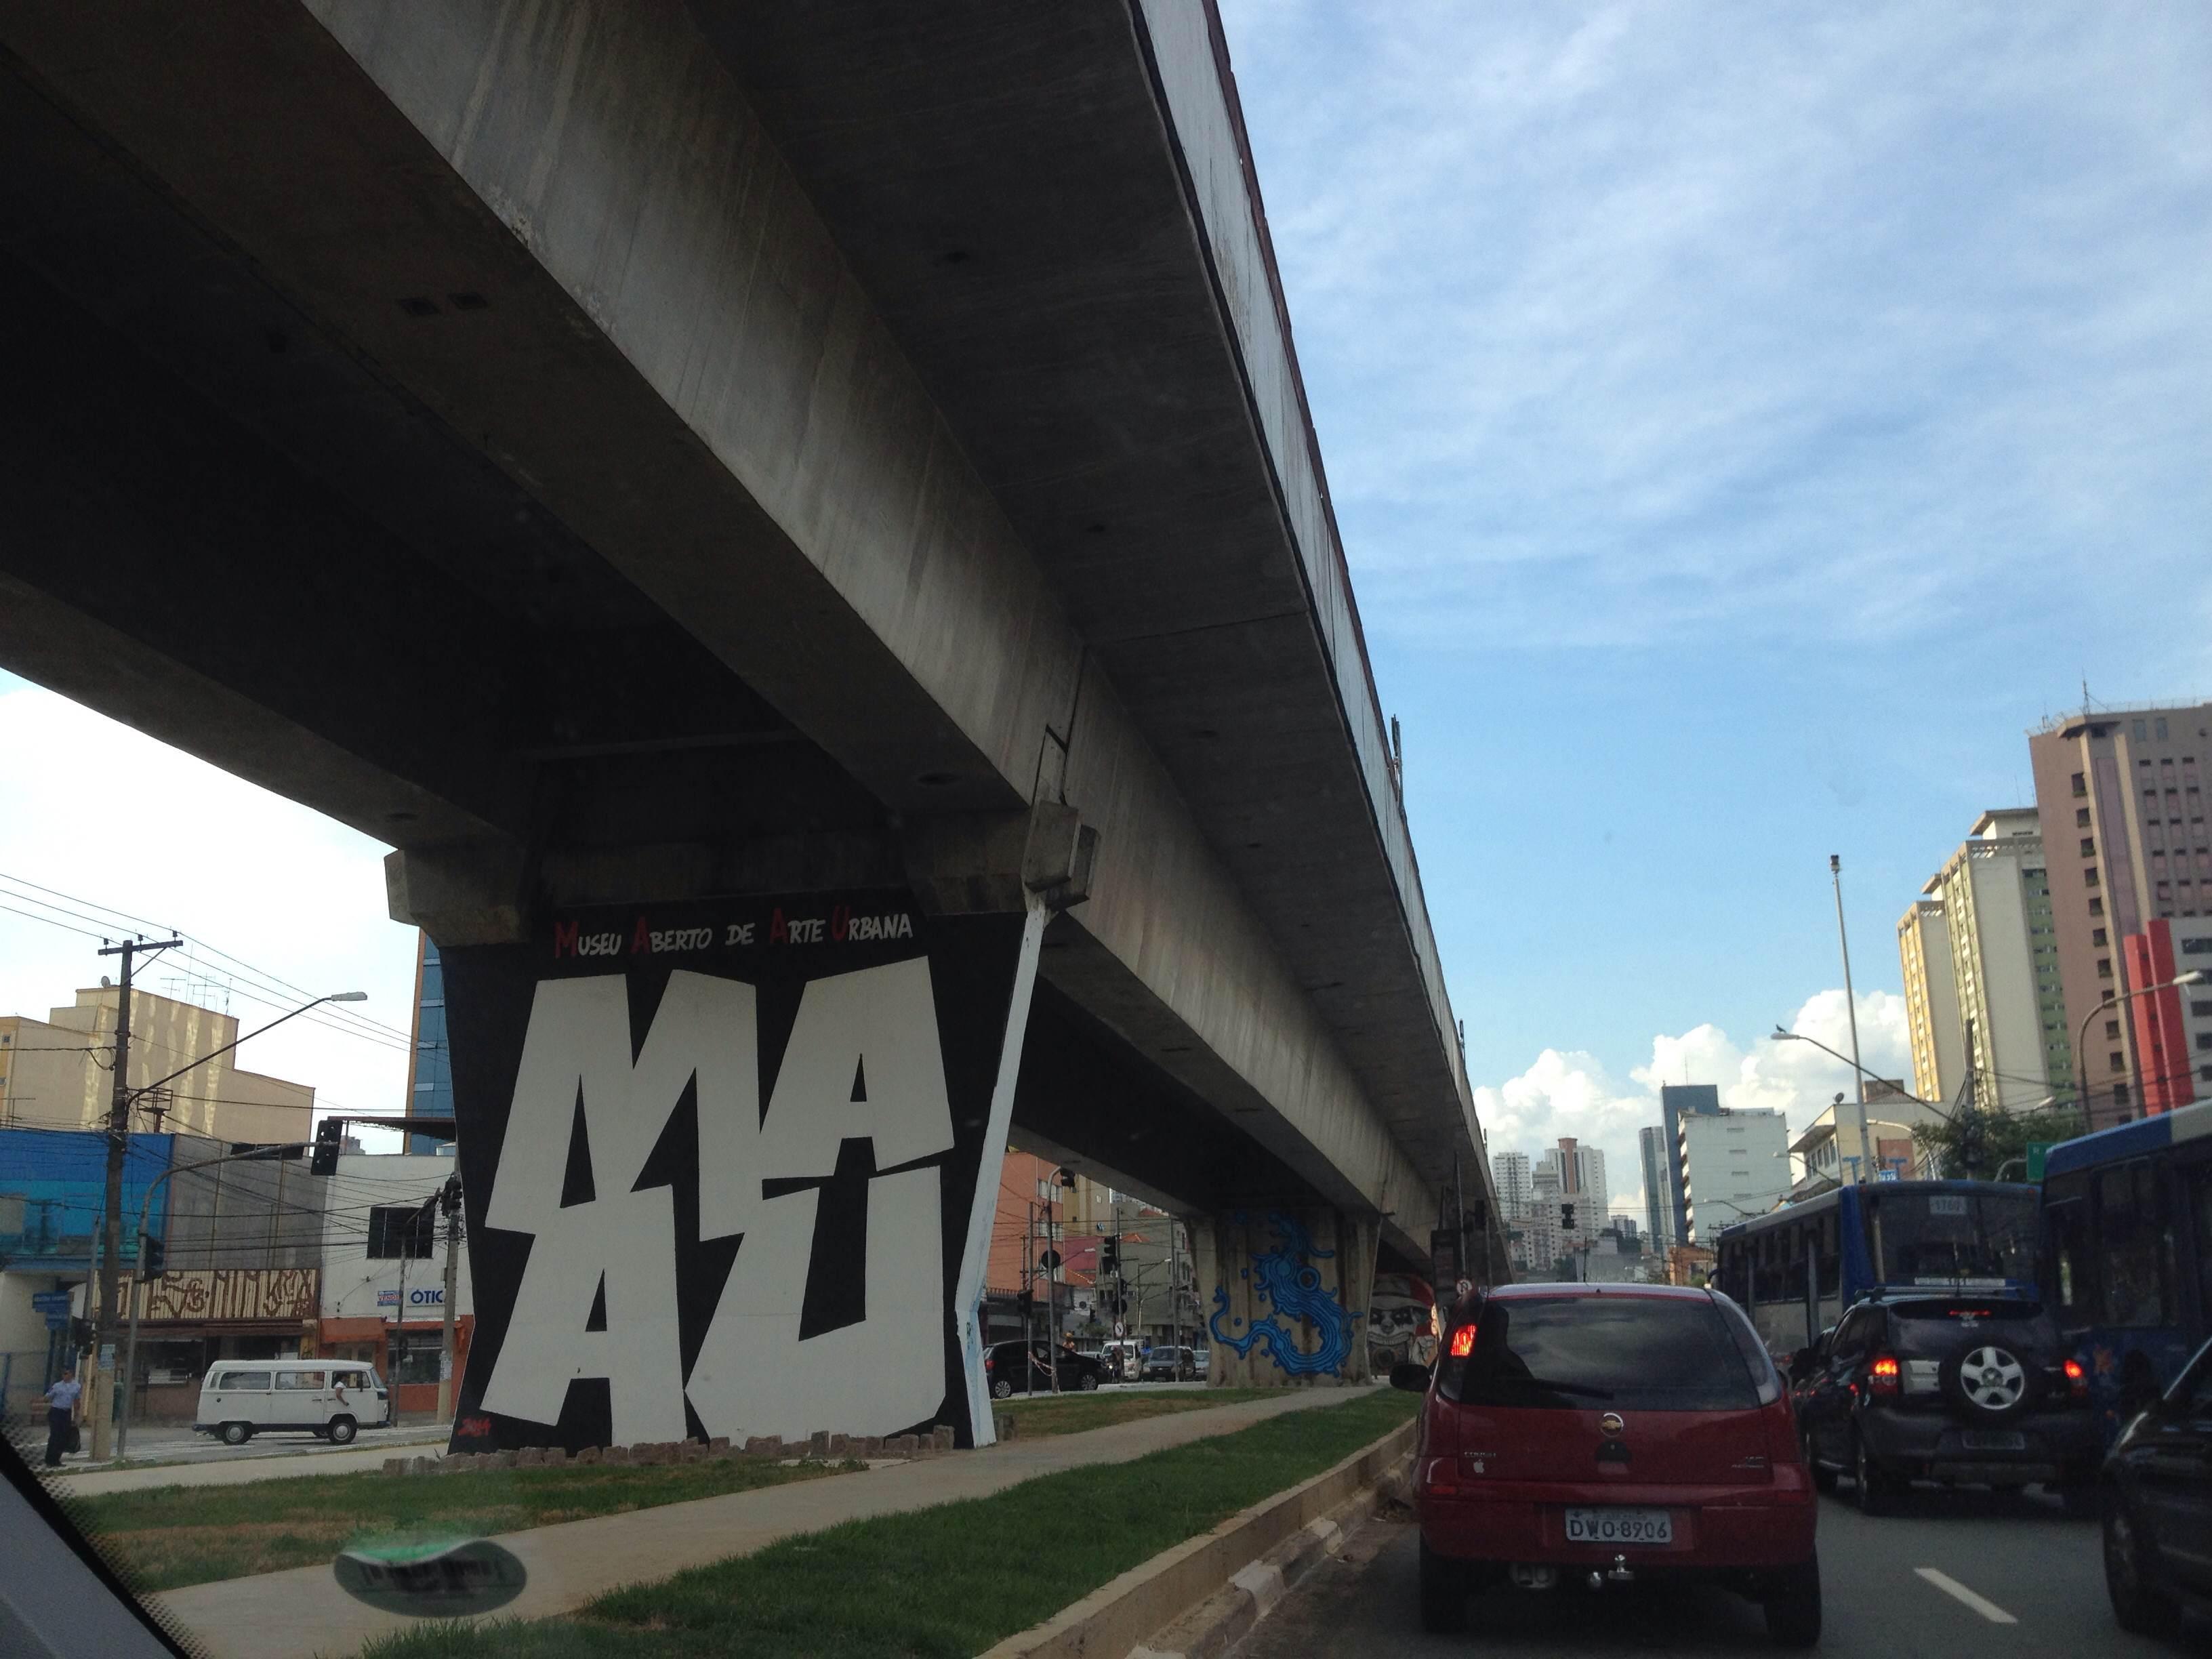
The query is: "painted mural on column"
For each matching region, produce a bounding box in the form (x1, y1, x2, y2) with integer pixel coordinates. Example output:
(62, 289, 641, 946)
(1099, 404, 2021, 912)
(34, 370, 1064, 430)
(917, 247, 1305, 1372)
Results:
(1365, 1273, 1438, 1374)
(438, 893, 1035, 1454)
(1208, 1211, 1361, 1378)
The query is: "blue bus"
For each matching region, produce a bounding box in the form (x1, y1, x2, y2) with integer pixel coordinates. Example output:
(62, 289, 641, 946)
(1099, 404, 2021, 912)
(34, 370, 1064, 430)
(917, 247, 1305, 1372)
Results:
(1713, 1180, 2041, 1359)
(2042, 1099, 2212, 1439)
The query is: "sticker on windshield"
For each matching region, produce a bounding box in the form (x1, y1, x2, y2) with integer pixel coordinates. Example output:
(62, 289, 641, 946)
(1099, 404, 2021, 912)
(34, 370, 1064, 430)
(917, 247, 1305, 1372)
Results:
(333, 1537, 527, 1617)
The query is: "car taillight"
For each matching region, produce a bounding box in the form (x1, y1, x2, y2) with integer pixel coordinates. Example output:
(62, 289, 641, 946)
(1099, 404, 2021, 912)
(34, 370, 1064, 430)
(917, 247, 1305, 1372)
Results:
(1868, 1355, 1901, 1396)
(1448, 1324, 1477, 1358)
(2064, 1358, 2087, 1401)
(984, 1355, 994, 1372)
(1418, 1456, 1459, 1497)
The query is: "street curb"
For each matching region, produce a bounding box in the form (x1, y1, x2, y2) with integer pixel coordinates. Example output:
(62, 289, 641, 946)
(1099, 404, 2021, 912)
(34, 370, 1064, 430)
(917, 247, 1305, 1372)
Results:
(977, 1413, 1417, 1659)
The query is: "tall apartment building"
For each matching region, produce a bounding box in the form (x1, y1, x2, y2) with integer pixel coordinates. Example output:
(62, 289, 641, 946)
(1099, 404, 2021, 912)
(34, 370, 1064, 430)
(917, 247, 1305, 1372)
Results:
(0, 985, 312, 1141)
(1489, 1150, 1534, 1220)
(2029, 703, 2212, 1127)
(1538, 1137, 1607, 1224)
(1658, 1084, 1721, 1245)
(1523, 1166, 1565, 1277)
(1679, 1107, 1790, 1242)
(1896, 897, 1966, 1105)
(1638, 1126, 1675, 1251)
(1916, 809, 2071, 1114)
(2123, 918, 2212, 1113)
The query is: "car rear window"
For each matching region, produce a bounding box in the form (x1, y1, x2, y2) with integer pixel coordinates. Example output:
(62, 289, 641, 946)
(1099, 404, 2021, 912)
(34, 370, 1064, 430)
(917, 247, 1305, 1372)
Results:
(1444, 1295, 1760, 1412)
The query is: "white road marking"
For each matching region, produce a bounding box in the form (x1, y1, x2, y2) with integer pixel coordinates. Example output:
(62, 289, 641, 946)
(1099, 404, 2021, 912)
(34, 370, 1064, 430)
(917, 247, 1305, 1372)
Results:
(1914, 1567, 2018, 1624)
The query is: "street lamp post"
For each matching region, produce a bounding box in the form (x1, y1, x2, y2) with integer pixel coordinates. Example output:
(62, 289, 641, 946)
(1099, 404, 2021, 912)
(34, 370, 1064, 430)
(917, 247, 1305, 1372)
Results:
(105, 989, 365, 1461)
(2077, 970, 2206, 1126)
(1770, 1028, 1937, 1183)
(1828, 856, 1873, 1185)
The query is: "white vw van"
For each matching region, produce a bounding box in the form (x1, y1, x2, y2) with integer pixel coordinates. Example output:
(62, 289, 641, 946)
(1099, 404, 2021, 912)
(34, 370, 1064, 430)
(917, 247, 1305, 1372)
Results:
(195, 1361, 389, 1446)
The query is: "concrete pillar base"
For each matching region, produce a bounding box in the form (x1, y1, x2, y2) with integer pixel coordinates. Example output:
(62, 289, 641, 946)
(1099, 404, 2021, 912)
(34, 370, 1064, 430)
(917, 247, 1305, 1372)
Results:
(1193, 1208, 1379, 1387)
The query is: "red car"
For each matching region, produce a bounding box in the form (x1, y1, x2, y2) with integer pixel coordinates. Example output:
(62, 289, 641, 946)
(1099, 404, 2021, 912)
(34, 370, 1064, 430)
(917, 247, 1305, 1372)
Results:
(1395, 1282, 1820, 1646)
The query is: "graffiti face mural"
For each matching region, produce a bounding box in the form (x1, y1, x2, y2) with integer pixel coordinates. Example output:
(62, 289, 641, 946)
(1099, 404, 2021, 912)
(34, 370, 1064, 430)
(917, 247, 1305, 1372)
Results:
(1208, 1212, 1360, 1378)
(1366, 1273, 1438, 1374)
(440, 894, 1038, 1453)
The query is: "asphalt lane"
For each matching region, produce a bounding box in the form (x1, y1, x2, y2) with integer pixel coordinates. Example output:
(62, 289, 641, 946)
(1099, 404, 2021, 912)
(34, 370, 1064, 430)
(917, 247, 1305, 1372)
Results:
(1237, 1486, 2188, 1658)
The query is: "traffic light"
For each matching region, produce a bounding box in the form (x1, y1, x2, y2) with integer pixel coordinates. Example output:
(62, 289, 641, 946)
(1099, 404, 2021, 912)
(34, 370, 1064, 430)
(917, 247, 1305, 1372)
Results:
(138, 1233, 165, 1279)
(1101, 1238, 1120, 1275)
(310, 1118, 344, 1177)
(1560, 1203, 1576, 1229)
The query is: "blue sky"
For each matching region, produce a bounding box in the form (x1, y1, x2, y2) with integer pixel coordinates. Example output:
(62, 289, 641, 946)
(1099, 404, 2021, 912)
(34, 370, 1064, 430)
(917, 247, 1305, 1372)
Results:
(1216, 0, 2212, 1198)
(2, 5, 2207, 1206)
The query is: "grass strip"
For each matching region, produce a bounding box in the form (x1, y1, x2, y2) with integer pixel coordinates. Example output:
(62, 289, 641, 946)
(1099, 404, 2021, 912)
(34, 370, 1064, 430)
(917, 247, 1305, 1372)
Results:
(361, 1389, 1416, 1659)
(993, 1387, 1279, 1437)
(68, 1455, 857, 1592)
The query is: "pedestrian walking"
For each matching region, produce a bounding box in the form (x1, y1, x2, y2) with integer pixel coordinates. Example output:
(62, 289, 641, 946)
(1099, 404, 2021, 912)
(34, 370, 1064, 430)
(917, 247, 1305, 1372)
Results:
(43, 1368, 81, 1468)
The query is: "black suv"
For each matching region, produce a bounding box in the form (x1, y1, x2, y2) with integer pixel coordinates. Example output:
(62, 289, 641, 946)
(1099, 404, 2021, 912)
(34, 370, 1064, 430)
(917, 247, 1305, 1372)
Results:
(2102, 1333, 2212, 1636)
(983, 1340, 1105, 1397)
(1791, 1294, 2099, 1515)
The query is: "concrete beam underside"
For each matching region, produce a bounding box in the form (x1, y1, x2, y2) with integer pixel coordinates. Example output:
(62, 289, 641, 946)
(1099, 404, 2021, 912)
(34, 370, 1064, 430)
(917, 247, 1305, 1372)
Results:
(0, 0, 1451, 1249)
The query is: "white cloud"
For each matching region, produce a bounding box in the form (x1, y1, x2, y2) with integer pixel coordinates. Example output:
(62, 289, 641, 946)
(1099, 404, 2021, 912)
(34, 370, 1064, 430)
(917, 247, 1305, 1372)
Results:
(0, 680, 416, 1126)
(1475, 987, 1911, 1225)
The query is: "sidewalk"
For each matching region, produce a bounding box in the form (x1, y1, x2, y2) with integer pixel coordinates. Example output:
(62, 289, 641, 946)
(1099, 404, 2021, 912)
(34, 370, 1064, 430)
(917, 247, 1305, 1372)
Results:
(46, 1425, 455, 1499)
(154, 1389, 1368, 1659)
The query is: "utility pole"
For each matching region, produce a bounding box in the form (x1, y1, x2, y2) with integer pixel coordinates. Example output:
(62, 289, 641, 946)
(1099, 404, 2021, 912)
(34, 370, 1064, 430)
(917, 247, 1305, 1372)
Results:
(435, 1176, 462, 1423)
(1829, 856, 1872, 1185)
(89, 934, 180, 1462)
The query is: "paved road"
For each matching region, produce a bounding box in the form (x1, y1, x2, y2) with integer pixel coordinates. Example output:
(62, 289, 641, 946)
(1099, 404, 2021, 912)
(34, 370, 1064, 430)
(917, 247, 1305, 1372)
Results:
(1239, 1487, 2179, 1657)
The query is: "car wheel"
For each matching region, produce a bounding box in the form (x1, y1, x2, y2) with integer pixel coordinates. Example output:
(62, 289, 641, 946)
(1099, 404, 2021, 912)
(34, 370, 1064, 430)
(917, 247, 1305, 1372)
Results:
(1762, 1555, 1822, 1649)
(991, 1378, 1013, 1400)
(1418, 1538, 1467, 1635)
(327, 1416, 357, 1446)
(1941, 1344, 2034, 1423)
(2105, 1492, 2182, 1637)
(220, 1421, 251, 1446)
(1853, 1433, 1896, 1517)
(1080, 1373, 1099, 1393)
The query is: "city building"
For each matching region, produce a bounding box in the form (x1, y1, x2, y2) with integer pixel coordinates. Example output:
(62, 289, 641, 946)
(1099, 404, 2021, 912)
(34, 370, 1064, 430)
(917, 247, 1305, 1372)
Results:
(1918, 808, 2071, 1113)
(2121, 918, 2212, 1114)
(1678, 1105, 1789, 1242)
(2029, 701, 2212, 1128)
(1897, 897, 1966, 1105)
(0, 984, 314, 1142)
(1638, 1126, 1674, 1252)
(1788, 1079, 1933, 1196)
(0, 1129, 327, 1422)
(1537, 1137, 1606, 1229)
(1520, 1166, 1565, 1277)
(1489, 1150, 1533, 1220)
(1659, 1084, 1722, 1244)
(316, 1147, 473, 1419)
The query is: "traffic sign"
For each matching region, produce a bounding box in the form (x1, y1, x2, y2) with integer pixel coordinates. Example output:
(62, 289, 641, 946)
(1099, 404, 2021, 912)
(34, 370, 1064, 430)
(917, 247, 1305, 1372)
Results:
(1875, 1168, 1900, 1183)
(2025, 1141, 2053, 1183)
(1113, 1321, 1126, 1337)
(31, 1291, 73, 1315)
(1038, 1250, 1061, 1271)
(45, 1313, 70, 1331)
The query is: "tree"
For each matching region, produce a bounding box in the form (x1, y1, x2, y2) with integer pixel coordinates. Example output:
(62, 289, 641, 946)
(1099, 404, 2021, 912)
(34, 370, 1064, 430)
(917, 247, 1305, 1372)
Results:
(1912, 1104, 2085, 1180)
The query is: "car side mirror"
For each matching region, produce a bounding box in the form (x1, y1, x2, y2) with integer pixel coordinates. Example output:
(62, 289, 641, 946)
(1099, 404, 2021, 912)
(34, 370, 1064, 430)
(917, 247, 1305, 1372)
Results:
(1389, 1361, 1431, 1393)
(1788, 1347, 1816, 1379)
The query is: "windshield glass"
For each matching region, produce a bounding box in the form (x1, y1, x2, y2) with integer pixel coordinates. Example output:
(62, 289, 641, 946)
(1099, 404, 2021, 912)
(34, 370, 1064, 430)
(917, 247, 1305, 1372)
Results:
(1865, 1189, 2039, 1286)
(1449, 1296, 1759, 1412)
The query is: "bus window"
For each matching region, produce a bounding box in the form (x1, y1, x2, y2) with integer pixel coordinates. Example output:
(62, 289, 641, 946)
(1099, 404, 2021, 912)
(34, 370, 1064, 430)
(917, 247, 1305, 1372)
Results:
(2045, 1195, 2095, 1324)
(1816, 1214, 1839, 1298)
(2102, 1161, 2171, 1328)
(2190, 1164, 2212, 1332)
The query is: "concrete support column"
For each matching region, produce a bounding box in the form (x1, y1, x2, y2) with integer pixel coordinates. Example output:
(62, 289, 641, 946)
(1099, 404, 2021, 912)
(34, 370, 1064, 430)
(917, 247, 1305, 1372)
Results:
(1192, 1208, 1380, 1387)
(382, 804, 1089, 1454)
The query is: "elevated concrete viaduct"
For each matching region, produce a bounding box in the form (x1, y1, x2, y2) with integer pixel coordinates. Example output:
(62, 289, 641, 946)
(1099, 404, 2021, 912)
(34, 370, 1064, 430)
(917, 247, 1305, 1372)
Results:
(0, 0, 1506, 1445)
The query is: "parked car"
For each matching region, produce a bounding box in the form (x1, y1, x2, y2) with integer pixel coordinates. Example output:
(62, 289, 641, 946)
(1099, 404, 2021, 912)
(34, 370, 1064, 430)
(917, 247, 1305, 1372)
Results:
(1790, 1293, 2097, 1515)
(1395, 1282, 1819, 1647)
(983, 1340, 1106, 1397)
(1141, 1345, 1200, 1381)
(195, 1361, 388, 1446)
(2102, 1332, 2212, 1635)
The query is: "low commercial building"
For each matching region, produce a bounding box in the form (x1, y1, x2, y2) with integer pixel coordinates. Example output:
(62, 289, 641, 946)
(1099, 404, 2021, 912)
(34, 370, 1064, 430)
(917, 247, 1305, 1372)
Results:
(1679, 1106, 1789, 1242)
(316, 1148, 473, 1420)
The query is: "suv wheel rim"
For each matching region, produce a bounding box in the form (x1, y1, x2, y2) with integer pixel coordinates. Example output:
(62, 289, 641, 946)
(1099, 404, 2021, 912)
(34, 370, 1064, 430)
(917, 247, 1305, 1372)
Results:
(1960, 1345, 2025, 1409)
(2108, 1507, 2141, 1596)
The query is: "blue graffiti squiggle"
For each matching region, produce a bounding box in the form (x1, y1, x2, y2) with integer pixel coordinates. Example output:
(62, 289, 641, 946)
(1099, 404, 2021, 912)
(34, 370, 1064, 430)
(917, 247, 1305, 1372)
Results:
(1208, 1212, 1358, 1377)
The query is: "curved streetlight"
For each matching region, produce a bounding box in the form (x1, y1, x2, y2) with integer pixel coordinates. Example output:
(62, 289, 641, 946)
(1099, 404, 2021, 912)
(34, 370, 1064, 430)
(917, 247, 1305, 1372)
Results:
(2072, 970, 2205, 1126)
(1769, 1027, 1938, 1185)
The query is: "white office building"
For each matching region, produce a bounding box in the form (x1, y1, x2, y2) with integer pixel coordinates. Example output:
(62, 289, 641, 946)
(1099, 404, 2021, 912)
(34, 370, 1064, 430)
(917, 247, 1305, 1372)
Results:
(1679, 1108, 1790, 1243)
